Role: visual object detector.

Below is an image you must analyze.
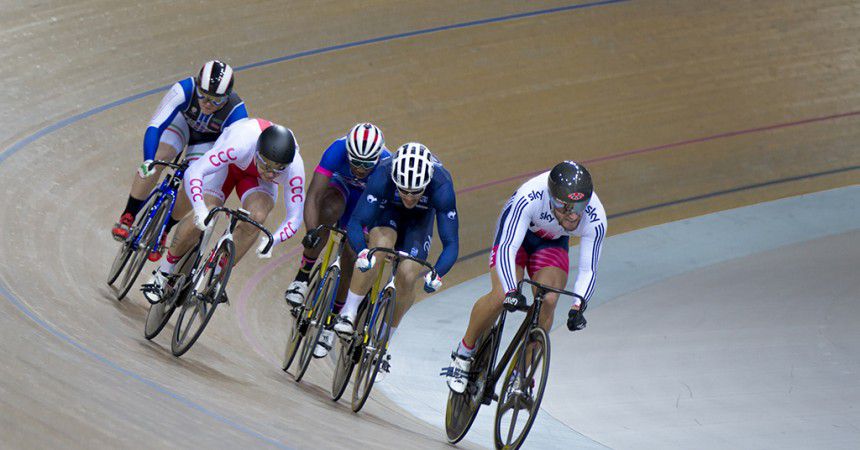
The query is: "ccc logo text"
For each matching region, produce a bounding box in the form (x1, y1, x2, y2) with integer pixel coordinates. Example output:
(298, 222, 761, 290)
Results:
(208, 148, 237, 167)
(189, 178, 204, 202)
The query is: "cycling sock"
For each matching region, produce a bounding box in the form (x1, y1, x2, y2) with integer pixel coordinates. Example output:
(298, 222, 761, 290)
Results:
(341, 290, 363, 320)
(457, 339, 476, 357)
(159, 250, 181, 273)
(164, 216, 179, 235)
(295, 254, 316, 283)
(123, 195, 145, 217)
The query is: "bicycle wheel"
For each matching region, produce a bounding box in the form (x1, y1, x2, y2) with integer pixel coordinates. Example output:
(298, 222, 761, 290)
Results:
(144, 245, 198, 340)
(282, 265, 321, 372)
(170, 239, 233, 357)
(351, 287, 394, 413)
(293, 266, 338, 382)
(331, 295, 368, 401)
(445, 330, 495, 444)
(281, 264, 320, 372)
(114, 195, 169, 300)
(493, 327, 551, 450)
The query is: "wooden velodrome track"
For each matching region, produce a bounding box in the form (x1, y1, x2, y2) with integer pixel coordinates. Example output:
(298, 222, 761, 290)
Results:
(1, 1, 858, 448)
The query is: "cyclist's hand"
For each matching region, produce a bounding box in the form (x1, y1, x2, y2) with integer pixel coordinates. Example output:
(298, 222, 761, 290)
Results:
(567, 308, 587, 331)
(502, 290, 527, 312)
(423, 272, 442, 293)
(356, 248, 375, 272)
(301, 229, 320, 249)
(193, 211, 208, 231)
(255, 236, 272, 259)
(138, 159, 155, 178)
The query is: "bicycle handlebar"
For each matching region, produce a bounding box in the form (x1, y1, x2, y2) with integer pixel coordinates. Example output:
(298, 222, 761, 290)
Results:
(204, 207, 275, 254)
(310, 224, 347, 238)
(517, 279, 578, 300)
(367, 247, 437, 279)
(148, 159, 189, 171)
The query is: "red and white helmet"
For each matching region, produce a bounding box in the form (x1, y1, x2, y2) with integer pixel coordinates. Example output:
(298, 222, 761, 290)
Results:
(346, 123, 385, 164)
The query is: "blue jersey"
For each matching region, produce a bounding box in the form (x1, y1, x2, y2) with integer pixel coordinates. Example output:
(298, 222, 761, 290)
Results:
(347, 157, 460, 277)
(143, 77, 248, 160)
(314, 137, 391, 189)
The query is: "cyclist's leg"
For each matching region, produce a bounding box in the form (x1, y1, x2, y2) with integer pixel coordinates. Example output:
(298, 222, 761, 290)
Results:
(350, 226, 397, 294)
(389, 211, 435, 328)
(462, 265, 525, 349)
(527, 237, 570, 332)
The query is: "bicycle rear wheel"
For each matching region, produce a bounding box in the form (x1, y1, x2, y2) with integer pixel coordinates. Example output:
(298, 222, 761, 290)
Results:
(283, 265, 321, 372)
(351, 287, 394, 413)
(171, 239, 233, 357)
(331, 296, 368, 401)
(293, 266, 338, 382)
(493, 327, 550, 450)
(445, 330, 495, 444)
(114, 195, 168, 299)
(144, 245, 198, 340)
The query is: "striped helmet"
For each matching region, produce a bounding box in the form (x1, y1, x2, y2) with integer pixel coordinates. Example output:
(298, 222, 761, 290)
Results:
(197, 60, 234, 97)
(346, 123, 385, 164)
(391, 143, 435, 192)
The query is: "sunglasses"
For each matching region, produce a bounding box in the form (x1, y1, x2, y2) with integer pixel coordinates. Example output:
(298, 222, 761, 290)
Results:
(255, 154, 288, 174)
(196, 87, 228, 107)
(550, 196, 588, 215)
(349, 159, 377, 170)
(398, 187, 425, 198)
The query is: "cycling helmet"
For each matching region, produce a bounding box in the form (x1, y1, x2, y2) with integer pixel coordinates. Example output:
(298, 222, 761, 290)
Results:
(548, 161, 593, 210)
(391, 143, 435, 192)
(346, 123, 385, 164)
(257, 124, 298, 165)
(197, 60, 234, 97)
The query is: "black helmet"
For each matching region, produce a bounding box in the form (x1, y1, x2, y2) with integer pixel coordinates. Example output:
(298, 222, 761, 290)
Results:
(548, 161, 593, 206)
(256, 125, 297, 165)
(197, 60, 234, 97)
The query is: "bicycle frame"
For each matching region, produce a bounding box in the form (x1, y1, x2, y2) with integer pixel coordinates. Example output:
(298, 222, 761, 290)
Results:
(304, 226, 349, 324)
(130, 161, 186, 251)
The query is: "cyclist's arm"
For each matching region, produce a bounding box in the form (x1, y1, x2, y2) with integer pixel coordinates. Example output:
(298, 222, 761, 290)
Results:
(303, 141, 341, 234)
(346, 168, 386, 253)
(143, 79, 192, 161)
(271, 153, 306, 246)
(571, 207, 607, 307)
(432, 183, 459, 277)
(495, 195, 535, 294)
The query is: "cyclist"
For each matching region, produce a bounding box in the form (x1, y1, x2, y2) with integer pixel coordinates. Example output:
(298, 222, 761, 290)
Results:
(283, 123, 391, 358)
(143, 118, 305, 303)
(445, 161, 607, 394)
(333, 143, 460, 373)
(111, 60, 248, 262)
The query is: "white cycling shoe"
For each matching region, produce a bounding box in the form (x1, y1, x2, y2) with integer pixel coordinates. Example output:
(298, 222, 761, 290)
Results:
(333, 312, 356, 336)
(142, 270, 170, 304)
(313, 329, 335, 358)
(446, 353, 472, 394)
(284, 280, 308, 307)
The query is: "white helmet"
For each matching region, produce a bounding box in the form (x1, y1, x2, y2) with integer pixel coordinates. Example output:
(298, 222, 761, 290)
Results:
(391, 142, 435, 192)
(346, 123, 385, 164)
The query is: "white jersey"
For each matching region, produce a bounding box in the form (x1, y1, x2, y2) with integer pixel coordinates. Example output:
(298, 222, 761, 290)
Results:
(184, 118, 305, 248)
(494, 171, 607, 301)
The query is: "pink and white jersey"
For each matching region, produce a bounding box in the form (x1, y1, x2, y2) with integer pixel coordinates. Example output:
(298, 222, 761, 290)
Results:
(494, 171, 607, 300)
(184, 118, 306, 248)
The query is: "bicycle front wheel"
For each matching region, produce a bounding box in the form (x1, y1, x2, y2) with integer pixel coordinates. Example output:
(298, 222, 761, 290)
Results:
(351, 287, 394, 413)
(283, 265, 321, 372)
(144, 244, 198, 340)
(294, 266, 338, 382)
(445, 330, 495, 444)
(171, 239, 233, 357)
(114, 195, 168, 299)
(331, 295, 368, 401)
(493, 327, 551, 450)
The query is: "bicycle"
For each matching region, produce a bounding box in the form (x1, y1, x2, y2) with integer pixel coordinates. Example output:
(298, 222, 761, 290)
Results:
(444, 279, 578, 450)
(282, 224, 349, 383)
(346, 247, 436, 413)
(167, 206, 273, 357)
(107, 158, 187, 300)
